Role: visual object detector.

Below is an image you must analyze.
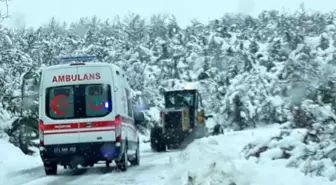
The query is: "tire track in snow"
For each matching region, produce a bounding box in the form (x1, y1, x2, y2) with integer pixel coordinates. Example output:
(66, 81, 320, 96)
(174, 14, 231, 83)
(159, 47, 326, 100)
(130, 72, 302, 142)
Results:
(66, 151, 179, 185)
(63, 150, 179, 185)
(5, 167, 46, 185)
(16, 166, 112, 185)
(8, 149, 180, 185)
(44, 167, 114, 185)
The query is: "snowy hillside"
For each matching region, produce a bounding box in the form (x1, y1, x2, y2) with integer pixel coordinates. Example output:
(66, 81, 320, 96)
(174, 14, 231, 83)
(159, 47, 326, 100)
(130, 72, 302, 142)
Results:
(1, 7, 336, 183)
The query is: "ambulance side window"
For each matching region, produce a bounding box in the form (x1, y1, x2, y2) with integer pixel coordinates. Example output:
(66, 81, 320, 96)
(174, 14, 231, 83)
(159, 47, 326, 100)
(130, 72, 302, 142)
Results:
(125, 88, 133, 117)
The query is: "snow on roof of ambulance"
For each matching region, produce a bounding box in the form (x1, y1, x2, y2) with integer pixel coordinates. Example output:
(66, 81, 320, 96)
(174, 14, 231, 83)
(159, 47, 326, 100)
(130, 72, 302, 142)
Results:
(44, 62, 113, 70)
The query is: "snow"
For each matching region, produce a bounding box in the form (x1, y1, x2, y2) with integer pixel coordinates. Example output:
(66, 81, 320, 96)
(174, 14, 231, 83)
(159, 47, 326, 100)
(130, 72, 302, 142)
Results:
(0, 137, 41, 180)
(243, 127, 336, 181)
(1, 1, 336, 184)
(0, 67, 4, 76)
(205, 117, 218, 129)
(146, 106, 161, 123)
(165, 126, 334, 185)
(0, 111, 16, 131)
(1, 126, 335, 184)
(269, 95, 284, 106)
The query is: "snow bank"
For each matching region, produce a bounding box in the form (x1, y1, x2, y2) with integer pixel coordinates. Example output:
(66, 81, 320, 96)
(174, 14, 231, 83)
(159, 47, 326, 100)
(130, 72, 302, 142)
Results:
(146, 106, 161, 123)
(165, 127, 334, 185)
(0, 137, 41, 179)
(242, 127, 336, 181)
(0, 109, 14, 132)
(238, 100, 336, 181)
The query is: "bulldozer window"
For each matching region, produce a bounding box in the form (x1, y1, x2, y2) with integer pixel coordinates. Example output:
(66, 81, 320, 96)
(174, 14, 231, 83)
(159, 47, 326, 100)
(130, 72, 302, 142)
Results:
(165, 92, 195, 108)
(182, 94, 194, 106)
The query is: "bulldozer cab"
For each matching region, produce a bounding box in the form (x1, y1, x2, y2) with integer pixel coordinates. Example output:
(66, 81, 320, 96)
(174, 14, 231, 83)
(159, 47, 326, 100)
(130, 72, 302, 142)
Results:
(150, 88, 211, 152)
(164, 89, 204, 128)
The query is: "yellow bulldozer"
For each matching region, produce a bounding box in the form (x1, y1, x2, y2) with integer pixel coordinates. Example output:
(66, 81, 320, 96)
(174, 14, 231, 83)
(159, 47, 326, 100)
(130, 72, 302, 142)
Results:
(150, 88, 223, 152)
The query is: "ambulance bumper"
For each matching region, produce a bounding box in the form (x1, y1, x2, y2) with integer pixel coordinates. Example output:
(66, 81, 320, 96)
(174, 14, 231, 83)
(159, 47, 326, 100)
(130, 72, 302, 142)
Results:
(40, 141, 126, 165)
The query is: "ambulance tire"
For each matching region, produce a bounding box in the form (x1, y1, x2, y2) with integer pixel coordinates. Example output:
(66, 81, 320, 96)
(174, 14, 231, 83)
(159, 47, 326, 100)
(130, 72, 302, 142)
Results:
(129, 142, 140, 166)
(150, 127, 166, 152)
(116, 144, 128, 172)
(44, 163, 57, 175)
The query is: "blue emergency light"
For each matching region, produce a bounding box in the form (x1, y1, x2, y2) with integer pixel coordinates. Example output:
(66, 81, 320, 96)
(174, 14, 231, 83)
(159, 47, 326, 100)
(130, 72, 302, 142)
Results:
(135, 105, 146, 111)
(59, 56, 96, 63)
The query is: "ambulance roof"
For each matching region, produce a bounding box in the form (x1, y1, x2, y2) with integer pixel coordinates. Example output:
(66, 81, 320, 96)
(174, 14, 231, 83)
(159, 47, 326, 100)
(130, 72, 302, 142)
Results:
(43, 62, 120, 71)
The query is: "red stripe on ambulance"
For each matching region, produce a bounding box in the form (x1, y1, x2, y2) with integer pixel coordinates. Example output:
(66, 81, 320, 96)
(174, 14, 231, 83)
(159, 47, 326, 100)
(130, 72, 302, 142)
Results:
(43, 121, 114, 131)
(41, 118, 135, 135)
(44, 129, 116, 135)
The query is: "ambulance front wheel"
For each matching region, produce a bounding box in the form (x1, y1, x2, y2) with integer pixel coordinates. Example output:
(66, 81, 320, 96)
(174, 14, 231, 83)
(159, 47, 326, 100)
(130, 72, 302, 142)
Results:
(116, 144, 128, 172)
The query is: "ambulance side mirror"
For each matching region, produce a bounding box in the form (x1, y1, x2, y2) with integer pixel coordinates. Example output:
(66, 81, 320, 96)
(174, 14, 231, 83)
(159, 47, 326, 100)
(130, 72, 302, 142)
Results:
(134, 111, 145, 125)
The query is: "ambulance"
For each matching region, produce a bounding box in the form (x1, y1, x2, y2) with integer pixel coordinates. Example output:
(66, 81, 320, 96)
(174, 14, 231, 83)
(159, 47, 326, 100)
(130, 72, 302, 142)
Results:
(38, 56, 143, 175)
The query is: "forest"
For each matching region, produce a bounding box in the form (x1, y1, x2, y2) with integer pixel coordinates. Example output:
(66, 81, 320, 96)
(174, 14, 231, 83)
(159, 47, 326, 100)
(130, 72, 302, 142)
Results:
(1, 7, 336, 179)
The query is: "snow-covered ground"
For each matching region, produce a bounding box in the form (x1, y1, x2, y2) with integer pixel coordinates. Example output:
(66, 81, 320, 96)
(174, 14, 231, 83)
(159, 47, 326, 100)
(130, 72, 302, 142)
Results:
(1, 125, 334, 185)
(0, 137, 41, 181)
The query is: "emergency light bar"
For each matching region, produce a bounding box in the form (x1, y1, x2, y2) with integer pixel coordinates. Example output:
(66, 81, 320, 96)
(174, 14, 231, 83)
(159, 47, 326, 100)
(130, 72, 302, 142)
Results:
(135, 105, 146, 111)
(59, 56, 96, 63)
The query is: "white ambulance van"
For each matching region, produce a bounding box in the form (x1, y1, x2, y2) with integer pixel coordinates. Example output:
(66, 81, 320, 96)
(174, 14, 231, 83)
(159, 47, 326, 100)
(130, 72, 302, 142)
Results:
(38, 56, 143, 175)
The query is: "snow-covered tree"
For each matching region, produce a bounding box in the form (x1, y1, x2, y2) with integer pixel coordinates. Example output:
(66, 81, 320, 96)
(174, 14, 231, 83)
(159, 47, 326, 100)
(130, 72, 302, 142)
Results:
(0, 10, 336, 179)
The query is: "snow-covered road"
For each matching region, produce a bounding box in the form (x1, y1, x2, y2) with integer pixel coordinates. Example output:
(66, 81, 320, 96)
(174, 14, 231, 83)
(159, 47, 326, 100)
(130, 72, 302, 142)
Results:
(5, 144, 178, 185)
(2, 125, 335, 185)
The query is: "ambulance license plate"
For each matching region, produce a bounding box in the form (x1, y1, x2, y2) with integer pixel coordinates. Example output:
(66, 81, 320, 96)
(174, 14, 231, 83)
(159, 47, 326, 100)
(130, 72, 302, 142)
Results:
(53, 146, 77, 153)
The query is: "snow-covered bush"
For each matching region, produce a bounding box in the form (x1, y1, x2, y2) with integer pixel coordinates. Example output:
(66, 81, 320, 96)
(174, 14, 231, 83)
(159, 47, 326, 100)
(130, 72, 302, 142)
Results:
(242, 100, 336, 180)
